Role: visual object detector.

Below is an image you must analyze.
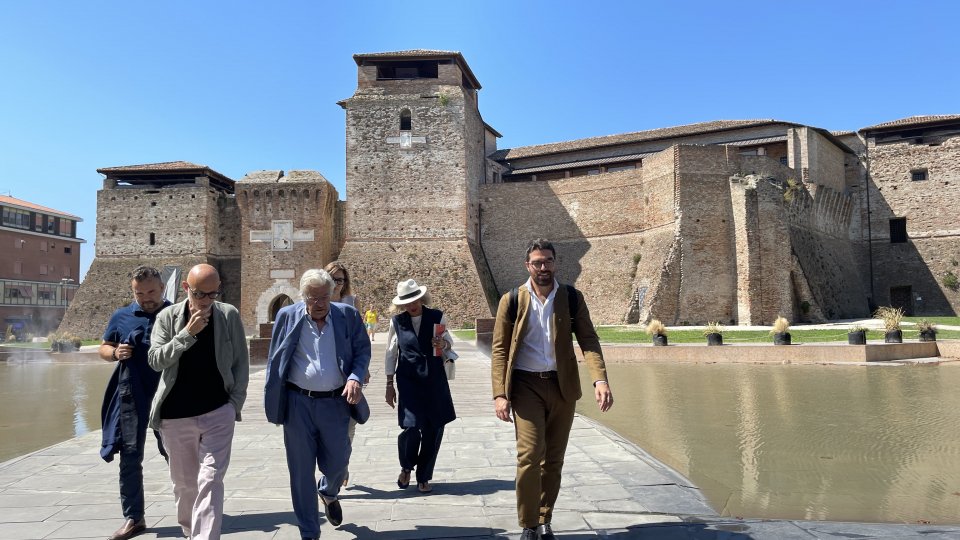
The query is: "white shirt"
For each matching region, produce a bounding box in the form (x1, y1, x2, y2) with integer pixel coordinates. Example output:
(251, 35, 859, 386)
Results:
(287, 307, 345, 391)
(385, 312, 453, 377)
(513, 278, 559, 373)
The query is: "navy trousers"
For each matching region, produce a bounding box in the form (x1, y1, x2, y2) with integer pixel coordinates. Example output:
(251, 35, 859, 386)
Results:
(398, 425, 444, 484)
(283, 390, 351, 537)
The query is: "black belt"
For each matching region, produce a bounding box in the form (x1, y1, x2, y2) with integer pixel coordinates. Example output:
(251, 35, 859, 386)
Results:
(514, 369, 558, 379)
(286, 382, 344, 398)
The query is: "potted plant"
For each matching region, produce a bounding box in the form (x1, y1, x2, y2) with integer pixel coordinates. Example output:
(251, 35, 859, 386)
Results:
(847, 325, 868, 345)
(47, 332, 62, 352)
(703, 322, 724, 346)
(770, 316, 791, 345)
(646, 319, 668, 346)
(917, 319, 937, 342)
(874, 306, 904, 343)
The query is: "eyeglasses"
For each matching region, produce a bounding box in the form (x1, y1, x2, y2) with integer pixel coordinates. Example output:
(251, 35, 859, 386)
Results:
(188, 288, 222, 300)
(527, 259, 555, 269)
(304, 295, 330, 305)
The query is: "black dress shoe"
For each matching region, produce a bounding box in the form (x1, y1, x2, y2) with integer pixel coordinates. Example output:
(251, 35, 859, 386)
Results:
(537, 523, 556, 540)
(322, 497, 343, 526)
(108, 518, 146, 540)
(520, 528, 537, 540)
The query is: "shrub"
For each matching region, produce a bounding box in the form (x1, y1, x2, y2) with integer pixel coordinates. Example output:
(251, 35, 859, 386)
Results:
(944, 271, 959, 292)
(645, 319, 666, 336)
(770, 316, 790, 334)
(873, 306, 904, 331)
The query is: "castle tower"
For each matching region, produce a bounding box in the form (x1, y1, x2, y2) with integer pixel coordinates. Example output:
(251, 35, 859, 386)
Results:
(235, 170, 341, 335)
(337, 50, 497, 324)
(59, 161, 241, 338)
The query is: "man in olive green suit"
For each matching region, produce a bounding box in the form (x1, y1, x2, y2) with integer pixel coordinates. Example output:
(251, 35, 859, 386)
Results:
(491, 239, 614, 540)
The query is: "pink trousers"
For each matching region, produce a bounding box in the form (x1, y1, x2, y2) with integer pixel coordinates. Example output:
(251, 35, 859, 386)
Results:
(160, 402, 236, 540)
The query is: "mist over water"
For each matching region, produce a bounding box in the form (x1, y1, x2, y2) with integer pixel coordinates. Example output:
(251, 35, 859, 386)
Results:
(578, 362, 960, 525)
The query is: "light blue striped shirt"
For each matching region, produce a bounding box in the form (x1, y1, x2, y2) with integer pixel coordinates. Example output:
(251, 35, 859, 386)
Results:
(287, 307, 345, 391)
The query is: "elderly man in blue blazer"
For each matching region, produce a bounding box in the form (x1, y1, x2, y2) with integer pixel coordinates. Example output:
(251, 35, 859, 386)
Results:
(264, 268, 371, 540)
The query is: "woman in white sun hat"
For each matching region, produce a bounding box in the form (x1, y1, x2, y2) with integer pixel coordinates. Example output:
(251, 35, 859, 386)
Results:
(384, 278, 456, 494)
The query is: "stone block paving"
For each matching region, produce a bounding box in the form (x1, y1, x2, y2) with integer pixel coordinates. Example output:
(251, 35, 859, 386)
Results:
(2, 335, 958, 539)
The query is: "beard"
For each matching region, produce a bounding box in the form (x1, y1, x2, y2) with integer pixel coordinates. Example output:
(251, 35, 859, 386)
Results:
(533, 271, 553, 286)
(140, 300, 161, 313)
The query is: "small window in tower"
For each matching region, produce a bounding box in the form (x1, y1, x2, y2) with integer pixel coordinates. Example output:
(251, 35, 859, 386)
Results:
(149, 233, 156, 246)
(780, 156, 789, 166)
(64, 246, 71, 254)
(400, 110, 412, 131)
(889, 217, 907, 243)
(911, 169, 928, 181)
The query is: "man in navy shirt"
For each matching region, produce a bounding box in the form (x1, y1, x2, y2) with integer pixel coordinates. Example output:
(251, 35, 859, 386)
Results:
(99, 266, 171, 540)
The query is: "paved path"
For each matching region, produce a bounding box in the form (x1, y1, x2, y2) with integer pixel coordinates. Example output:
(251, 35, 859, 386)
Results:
(1, 337, 958, 539)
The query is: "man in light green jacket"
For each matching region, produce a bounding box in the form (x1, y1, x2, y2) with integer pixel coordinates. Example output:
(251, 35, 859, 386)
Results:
(148, 263, 248, 540)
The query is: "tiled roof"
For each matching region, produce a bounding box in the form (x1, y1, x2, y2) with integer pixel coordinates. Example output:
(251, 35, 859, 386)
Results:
(860, 115, 960, 132)
(493, 120, 792, 161)
(0, 195, 82, 220)
(96, 161, 235, 192)
(503, 135, 788, 176)
(96, 161, 210, 173)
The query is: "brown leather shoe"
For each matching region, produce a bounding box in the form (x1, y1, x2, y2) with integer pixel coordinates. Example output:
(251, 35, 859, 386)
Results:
(108, 518, 146, 540)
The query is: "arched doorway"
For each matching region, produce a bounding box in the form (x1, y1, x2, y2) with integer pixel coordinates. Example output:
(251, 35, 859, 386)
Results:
(269, 294, 293, 322)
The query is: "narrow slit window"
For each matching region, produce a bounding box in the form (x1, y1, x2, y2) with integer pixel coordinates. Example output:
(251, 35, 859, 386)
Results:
(149, 232, 156, 246)
(400, 110, 412, 131)
(889, 217, 907, 243)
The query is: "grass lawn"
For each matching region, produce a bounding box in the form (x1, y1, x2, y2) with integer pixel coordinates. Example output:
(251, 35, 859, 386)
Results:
(450, 326, 960, 344)
(596, 327, 960, 344)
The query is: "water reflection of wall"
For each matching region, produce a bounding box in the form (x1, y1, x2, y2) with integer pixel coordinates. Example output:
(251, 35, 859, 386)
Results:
(577, 363, 960, 525)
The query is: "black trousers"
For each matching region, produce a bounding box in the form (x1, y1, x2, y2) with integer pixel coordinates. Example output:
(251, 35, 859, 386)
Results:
(398, 425, 445, 483)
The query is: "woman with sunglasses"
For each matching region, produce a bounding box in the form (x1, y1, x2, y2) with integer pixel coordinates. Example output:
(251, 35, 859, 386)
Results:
(324, 261, 365, 487)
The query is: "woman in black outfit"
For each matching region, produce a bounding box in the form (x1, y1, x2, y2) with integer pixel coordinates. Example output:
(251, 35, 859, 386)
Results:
(384, 278, 456, 494)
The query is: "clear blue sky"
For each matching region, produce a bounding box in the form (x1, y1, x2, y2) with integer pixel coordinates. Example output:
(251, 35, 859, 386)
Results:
(2, 1, 958, 281)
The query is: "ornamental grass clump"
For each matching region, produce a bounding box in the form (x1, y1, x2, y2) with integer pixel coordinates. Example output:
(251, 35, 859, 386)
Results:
(703, 322, 724, 346)
(873, 306, 904, 332)
(770, 316, 791, 345)
(645, 319, 666, 336)
(702, 322, 724, 336)
(770, 316, 790, 334)
(917, 319, 937, 342)
(874, 306, 904, 343)
(645, 319, 668, 346)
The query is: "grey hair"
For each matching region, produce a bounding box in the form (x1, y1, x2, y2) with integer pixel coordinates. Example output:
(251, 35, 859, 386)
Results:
(299, 269, 335, 299)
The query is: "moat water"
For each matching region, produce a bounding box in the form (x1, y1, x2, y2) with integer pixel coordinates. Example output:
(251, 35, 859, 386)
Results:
(578, 362, 960, 525)
(2, 355, 958, 524)
(0, 355, 113, 463)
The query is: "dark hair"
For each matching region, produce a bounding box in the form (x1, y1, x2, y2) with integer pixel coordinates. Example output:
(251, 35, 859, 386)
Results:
(324, 261, 352, 298)
(130, 266, 162, 282)
(525, 239, 556, 261)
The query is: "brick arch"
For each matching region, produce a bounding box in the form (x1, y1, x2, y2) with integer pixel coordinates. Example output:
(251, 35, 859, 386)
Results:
(255, 283, 300, 326)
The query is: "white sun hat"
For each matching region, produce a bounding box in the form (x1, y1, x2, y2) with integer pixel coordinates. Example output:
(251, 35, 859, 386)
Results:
(392, 279, 428, 305)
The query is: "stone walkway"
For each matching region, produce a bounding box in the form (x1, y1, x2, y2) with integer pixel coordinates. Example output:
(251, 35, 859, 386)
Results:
(1, 337, 958, 539)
